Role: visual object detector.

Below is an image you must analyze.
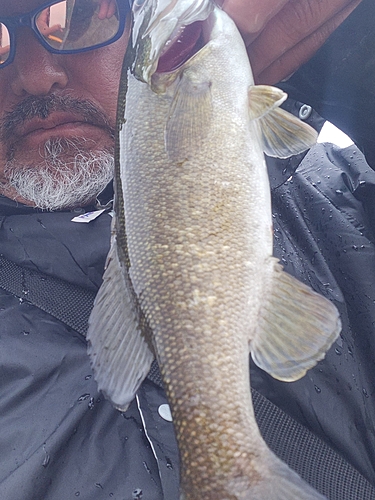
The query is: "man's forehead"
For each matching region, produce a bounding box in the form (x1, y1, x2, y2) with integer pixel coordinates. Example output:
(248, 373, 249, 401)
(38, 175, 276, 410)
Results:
(0, 0, 48, 17)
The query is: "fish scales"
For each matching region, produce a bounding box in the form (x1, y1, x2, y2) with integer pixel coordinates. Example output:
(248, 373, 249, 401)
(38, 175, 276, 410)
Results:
(87, 1, 341, 498)
(121, 19, 272, 497)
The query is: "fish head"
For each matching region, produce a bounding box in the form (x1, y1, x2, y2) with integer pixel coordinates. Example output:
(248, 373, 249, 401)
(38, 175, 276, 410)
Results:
(131, 0, 214, 85)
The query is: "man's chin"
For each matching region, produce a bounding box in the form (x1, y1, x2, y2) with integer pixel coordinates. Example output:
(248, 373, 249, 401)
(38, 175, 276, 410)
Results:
(0, 143, 114, 211)
(0, 184, 103, 211)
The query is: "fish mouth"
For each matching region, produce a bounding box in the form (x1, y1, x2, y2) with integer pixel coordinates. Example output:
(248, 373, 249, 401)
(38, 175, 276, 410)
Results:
(156, 20, 205, 74)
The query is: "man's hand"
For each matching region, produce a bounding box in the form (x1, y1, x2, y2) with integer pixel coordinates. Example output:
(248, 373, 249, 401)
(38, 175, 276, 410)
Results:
(221, 0, 363, 84)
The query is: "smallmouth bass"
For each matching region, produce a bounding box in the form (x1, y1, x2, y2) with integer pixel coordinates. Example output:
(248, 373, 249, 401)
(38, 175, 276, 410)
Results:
(88, 0, 341, 498)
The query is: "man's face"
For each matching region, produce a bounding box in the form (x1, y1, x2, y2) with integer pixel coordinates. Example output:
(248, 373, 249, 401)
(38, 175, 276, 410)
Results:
(0, 0, 130, 209)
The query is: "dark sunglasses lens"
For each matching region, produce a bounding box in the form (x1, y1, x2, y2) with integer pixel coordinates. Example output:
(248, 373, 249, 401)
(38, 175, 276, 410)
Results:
(36, 0, 121, 51)
(0, 23, 10, 65)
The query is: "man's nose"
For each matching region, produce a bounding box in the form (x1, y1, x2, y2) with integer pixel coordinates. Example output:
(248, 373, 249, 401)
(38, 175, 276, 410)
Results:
(10, 28, 68, 96)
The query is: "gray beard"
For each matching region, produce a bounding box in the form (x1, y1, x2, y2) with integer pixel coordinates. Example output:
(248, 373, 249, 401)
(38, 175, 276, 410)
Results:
(1, 138, 114, 211)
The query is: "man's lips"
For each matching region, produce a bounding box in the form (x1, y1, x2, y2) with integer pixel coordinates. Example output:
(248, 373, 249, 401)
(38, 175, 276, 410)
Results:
(0, 95, 116, 151)
(14, 112, 109, 140)
(5, 113, 115, 151)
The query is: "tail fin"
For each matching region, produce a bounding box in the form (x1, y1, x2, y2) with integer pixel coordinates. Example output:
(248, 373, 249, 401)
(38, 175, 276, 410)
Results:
(180, 451, 327, 499)
(245, 452, 327, 500)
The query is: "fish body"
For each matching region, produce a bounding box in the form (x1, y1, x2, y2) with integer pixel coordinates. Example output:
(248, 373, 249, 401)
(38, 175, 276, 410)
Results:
(88, 1, 341, 498)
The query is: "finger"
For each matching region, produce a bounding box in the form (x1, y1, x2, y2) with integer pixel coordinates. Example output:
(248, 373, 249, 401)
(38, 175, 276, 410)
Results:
(107, 0, 117, 18)
(248, 0, 363, 83)
(98, 0, 117, 19)
(220, 0, 289, 38)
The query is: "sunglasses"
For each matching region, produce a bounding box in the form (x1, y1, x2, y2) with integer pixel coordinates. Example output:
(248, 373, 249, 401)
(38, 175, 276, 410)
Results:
(0, 0, 131, 68)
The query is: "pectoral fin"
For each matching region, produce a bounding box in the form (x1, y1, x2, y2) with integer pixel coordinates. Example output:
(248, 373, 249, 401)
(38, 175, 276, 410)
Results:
(165, 65, 212, 162)
(248, 85, 318, 158)
(87, 227, 154, 411)
(251, 259, 341, 381)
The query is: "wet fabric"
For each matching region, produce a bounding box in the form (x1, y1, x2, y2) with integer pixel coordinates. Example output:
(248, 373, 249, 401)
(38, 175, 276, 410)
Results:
(0, 206, 180, 500)
(0, 255, 96, 336)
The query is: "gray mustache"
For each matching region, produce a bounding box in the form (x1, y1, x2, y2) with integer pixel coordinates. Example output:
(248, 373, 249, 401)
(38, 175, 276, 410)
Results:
(0, 94, 115, 144)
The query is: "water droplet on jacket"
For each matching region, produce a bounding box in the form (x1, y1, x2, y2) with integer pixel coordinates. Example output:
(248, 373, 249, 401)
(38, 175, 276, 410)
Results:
(22, 331, 30, 336)
(362, 388, 369, 398)
(352, 245, 358, 251)
(37, 218, 47, 229)
(335, 189, 343, 195)
(42, 445, 50, 468)
(75, 492, 80, 497)
(143, 462, 152, 474)
(166, 457, 173, 470)
(132, 489, 143, 499)
(314, 385, 321, 394)
(85, 375, 92, 380)
(335, 348, 342, 356)
(88, 397, 95, 410)
(95, 483, 103, 489)
(78, 393, 90, 402)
